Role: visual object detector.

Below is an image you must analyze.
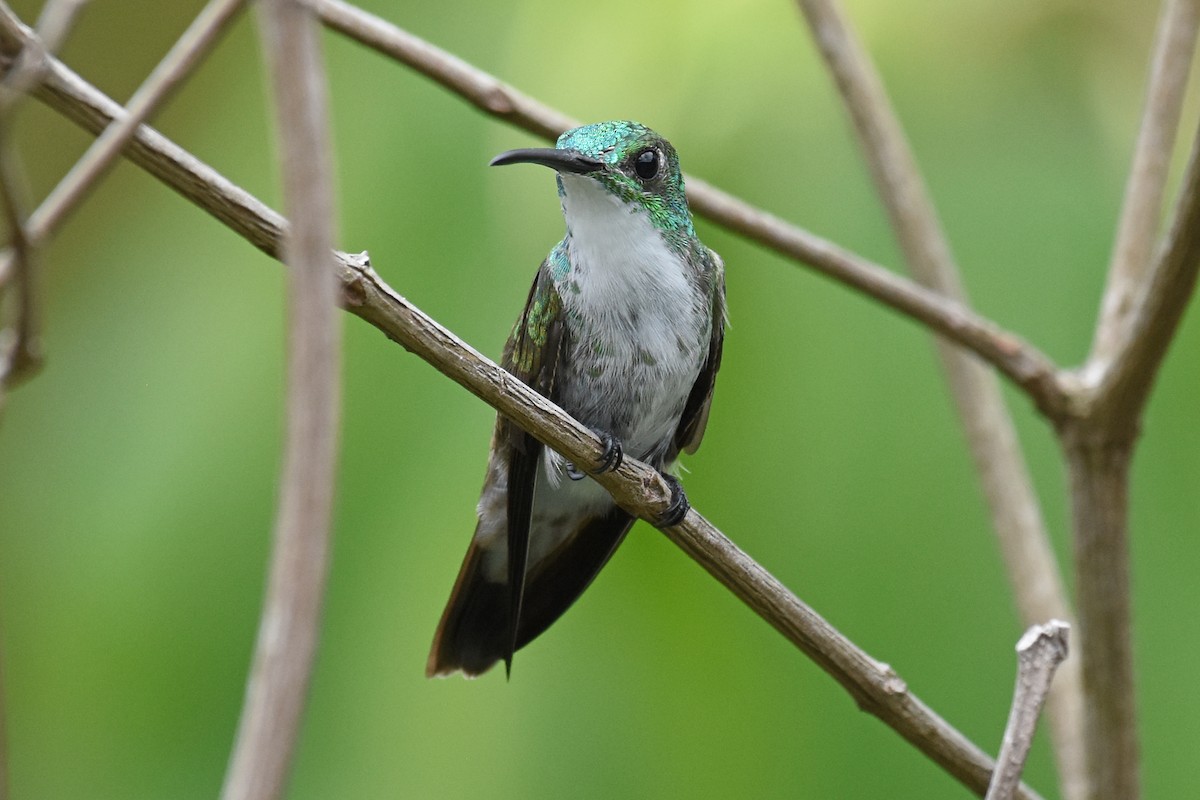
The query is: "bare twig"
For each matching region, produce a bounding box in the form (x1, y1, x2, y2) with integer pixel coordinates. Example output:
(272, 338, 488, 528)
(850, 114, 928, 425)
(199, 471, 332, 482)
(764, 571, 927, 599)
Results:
(792, 2, 1085, 795)
(0, 23, 1044, 793)
(0, 0, 84, 100)
(1057, 121, 1200, 800)
(342, 254, 1044, 800)
(0, 0, 76, 393)
(0, 6, 286, 262)
(312, 0, 1070, 419)
(0, 139, 37, 393)
(1061, 431, 1138, 800)
(1092, 121, 1200, 429)
(1090, 0, 1200, 372)
(21, 54, 286, 255)
(30, 0, 248, 242)
(0, 0, 242, 392)
(796, 0, 958, 288)
(220, 1, 340, 799)
(986, 622, 1070, 800)
(681, 181, 1070, 415)
(26, 0, 86, 56)
(314, 0, 571, 139)
(0, 0, 1071, 416)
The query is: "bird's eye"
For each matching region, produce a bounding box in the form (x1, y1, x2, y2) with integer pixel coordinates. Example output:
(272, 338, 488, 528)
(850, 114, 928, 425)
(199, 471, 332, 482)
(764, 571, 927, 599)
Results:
(634, 149, 660, 180)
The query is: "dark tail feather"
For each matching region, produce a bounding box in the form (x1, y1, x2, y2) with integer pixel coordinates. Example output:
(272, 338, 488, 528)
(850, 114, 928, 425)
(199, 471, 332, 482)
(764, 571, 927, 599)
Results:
(426, 507, 635, 678)
(426, 540, 507, 677)
(504, 437, 540, 676)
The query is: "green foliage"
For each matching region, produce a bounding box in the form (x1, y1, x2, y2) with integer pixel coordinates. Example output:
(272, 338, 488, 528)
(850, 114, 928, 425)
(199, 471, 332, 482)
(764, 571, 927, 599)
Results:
(1, 0, 1197, 798)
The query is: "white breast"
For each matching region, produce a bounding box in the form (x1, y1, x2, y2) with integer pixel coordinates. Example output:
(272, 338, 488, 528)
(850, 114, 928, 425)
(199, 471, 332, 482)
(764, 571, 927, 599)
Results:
(552, 175, 710, 464)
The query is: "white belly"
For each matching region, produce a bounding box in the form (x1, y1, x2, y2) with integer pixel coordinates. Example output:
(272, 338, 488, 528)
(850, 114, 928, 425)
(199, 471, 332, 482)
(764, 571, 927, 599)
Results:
(553, 174, 710, 463)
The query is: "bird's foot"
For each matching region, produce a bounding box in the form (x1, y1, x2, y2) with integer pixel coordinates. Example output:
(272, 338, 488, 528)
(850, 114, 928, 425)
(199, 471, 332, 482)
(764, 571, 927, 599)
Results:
(566, 431, 624, 481)
(655, 473, 690, 527)
(593, 431, 624, 473)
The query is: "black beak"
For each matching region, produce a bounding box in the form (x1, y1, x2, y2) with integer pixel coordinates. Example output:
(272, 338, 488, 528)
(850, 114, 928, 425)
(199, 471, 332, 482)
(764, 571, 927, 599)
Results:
(489, 147, 605, 175)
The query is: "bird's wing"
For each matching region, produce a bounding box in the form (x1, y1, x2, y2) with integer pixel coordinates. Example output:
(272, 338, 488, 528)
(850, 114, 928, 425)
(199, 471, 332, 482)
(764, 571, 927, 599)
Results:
(675, 247, 726, 456)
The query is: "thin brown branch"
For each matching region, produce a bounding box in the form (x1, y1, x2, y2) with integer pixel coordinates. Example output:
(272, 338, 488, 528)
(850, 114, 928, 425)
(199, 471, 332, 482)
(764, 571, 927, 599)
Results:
(792, 3, 1085, 794)
(0, 0, 1071, 416)
(1092, 121, 1200, 429)
(686, 181, 1069, 415)
(0, 0, 1068, 417)
(6, 43, 288, 255)
(314, 0, 572, 140)
(1061, 430, 1138, 800)
(986, 622, 1071, 800)
(1091, 0, 1200, 370)
(0, 0, 241, 390)
(30, 0, 248, 242)
(342, 254, 1044, 800)
(0, 0, 73, 394)
(0, 118, 38, 393)
(0, 23, 1044, 796)
(0, 139, 38, 394)
(220, 1, 340, 799)
(796, 0, 958, 291)
(0, 0, 82, 100)
(0, 0, 248, 256)
(312, 0, 1070, 420)
(25, 0, 86, 57)
(1055, 124, 1200, 800)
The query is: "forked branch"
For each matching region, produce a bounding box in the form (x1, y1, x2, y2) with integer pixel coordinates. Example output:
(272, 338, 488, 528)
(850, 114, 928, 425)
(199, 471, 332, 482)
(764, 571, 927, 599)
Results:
(792, 2, 1084, 794)
(1091, 0, 1200, 369)
(1092, 121, 1200, 430)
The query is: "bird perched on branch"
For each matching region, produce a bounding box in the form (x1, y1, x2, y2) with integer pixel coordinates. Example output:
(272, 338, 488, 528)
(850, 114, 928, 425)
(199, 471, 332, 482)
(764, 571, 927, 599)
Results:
(427, 121, 726, 678)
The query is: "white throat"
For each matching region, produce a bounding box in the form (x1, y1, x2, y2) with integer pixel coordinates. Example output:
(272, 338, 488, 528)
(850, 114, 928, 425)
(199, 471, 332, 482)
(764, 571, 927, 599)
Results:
(557, 174, 694, 314)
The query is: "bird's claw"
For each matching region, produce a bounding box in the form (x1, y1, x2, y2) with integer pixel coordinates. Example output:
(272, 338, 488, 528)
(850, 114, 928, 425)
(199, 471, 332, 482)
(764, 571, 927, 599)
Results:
(566, 431, 623, 481)
(594, 432, 624, 474)
(655, 473, 690, 527)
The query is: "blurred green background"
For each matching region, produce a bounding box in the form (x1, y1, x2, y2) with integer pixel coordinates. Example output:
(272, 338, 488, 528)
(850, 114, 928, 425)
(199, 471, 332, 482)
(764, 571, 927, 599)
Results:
(2, 0, 1198, 797)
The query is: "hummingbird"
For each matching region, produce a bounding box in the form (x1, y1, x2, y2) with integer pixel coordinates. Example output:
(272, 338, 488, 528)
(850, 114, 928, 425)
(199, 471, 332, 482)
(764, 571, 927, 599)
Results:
(426, 121, 726, 678)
